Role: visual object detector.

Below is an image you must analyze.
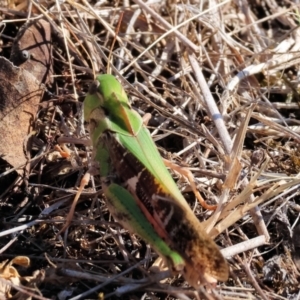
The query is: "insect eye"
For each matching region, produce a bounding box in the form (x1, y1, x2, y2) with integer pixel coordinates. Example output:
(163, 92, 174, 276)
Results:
(21, 50, 30, 61)
(89, 80, 100, 95)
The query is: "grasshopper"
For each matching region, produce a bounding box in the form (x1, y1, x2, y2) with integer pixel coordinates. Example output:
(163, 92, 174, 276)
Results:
(63, 74, 228, 287)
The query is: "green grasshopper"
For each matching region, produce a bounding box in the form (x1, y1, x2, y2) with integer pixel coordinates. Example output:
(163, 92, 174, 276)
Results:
(63, 74, 228, 287)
